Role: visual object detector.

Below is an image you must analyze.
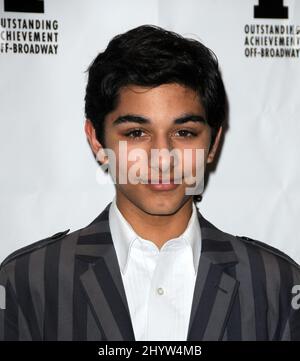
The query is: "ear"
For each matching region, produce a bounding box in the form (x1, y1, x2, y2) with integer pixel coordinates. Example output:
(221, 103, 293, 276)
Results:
(84, 119, 108, 165)
(207, 126, 223, 164)
(84, 119, 102, 155)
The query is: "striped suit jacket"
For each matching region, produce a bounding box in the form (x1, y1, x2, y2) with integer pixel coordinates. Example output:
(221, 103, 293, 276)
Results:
(1, 202, 300, 341)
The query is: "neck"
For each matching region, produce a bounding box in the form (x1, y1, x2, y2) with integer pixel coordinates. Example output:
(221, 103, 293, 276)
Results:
(115, 192, 194, 249)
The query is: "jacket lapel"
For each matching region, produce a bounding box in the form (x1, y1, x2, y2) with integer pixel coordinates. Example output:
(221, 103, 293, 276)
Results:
(75, 202, 135, 341)
(186, 211, 240, 340)
(74, 202, 239, 341)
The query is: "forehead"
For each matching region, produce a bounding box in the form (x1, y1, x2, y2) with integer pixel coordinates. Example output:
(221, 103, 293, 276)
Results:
(106, 83, 205, 125)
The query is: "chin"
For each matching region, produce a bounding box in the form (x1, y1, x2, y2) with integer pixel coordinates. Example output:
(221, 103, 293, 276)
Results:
(135, 196, 187, 216)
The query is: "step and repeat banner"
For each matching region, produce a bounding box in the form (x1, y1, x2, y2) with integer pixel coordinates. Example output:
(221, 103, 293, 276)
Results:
(0, 0, 299, 263)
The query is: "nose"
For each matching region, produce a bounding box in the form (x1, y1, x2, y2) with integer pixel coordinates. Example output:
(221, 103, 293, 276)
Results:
(149, 135, 175, 173)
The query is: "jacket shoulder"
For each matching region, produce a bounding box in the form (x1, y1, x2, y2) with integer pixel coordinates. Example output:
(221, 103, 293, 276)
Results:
(0, 229, 70, 269)
(236, 235, 300, 270)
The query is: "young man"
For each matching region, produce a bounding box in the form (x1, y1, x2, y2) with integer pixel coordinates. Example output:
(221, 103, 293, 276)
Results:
(0, 25, 300, 341)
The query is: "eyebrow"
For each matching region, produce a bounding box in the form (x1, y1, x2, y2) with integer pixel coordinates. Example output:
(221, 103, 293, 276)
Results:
(112, 114, 207, 127)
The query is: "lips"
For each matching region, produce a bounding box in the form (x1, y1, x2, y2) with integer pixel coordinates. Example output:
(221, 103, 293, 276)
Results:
(145, 181, 180, 191)
(140, 176, 183, 191)
(146, 177, 182, 184)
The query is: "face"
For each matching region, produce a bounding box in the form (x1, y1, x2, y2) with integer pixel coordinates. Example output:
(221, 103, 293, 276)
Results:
(85, 83, 222, 216)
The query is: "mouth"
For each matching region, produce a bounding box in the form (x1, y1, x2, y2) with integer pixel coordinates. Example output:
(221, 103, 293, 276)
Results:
(145, 183, 180, 191)
(142, 177, 183, 191)
(147, 178, 182, 183)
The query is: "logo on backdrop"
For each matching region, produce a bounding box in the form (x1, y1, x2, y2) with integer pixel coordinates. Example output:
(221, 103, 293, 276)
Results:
(4, 0, 44, 13)
(254, 0, 288, 19)
(244, 0, 300, 58)
(0, 0, 59, 55)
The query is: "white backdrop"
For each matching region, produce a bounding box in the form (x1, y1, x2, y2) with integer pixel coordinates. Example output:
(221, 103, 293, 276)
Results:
(0, 0, 299, 264)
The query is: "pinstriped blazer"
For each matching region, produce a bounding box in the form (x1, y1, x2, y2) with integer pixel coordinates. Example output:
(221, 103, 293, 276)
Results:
(1, 202, 300, 341)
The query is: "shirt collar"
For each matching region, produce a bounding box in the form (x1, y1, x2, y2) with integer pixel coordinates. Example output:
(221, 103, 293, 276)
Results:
(109, 195, 201, 276)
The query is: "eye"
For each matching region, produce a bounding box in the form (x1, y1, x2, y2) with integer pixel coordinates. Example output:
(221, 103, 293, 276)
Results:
(124, 129, 145, 138)
(175, 129, 197, 138)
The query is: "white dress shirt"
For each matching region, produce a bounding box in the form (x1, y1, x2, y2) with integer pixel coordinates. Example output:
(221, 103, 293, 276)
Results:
(108, 196, 202, 341)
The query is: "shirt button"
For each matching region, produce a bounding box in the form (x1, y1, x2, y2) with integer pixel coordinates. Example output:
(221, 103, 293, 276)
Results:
(157, 287, 164, 295)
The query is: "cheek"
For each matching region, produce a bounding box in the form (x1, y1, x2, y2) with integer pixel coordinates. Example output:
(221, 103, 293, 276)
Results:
(110, 145, 149, 183)
(173, 136, 210, 173)
(176, 148, 206, 178)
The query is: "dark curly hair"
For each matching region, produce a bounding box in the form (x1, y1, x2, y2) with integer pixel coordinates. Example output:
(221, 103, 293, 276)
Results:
(85, 25, 227, 203)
